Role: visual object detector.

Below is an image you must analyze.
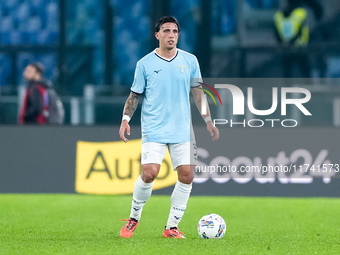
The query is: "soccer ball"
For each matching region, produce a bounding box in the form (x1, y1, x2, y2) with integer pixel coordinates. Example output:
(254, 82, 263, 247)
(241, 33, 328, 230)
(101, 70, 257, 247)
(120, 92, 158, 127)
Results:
(197, 213, 226, 239)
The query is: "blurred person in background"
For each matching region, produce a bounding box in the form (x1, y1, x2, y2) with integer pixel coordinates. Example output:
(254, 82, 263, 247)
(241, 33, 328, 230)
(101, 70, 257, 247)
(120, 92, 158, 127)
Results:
(274, 0, 309, 47)
(274, 0, 324, 78)
(19, 62, 64, 125)
(274, 0, 310, 78)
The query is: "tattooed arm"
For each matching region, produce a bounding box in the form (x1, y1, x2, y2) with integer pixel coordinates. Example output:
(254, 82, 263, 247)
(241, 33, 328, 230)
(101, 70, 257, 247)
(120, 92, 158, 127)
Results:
(123, 91, 139, 118)
(119, 91, 140, 142)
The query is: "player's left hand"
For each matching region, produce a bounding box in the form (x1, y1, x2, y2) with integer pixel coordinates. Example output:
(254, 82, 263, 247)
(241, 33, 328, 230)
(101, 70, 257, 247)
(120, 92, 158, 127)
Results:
(207, 121, 219, 141)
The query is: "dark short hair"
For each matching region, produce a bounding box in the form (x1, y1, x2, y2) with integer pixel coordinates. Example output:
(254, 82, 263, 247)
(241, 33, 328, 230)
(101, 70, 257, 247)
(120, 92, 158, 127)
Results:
(29, 62, 45, 76)
(155, 16, 180, 32)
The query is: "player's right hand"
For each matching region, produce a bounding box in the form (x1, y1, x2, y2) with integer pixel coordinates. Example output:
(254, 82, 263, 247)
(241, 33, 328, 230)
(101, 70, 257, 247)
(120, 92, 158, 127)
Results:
(119, 120, 130, 143)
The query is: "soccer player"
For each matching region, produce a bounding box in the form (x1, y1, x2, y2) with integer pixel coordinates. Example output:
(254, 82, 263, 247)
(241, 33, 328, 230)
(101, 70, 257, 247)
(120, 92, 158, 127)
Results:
(119, 16, 219, 239)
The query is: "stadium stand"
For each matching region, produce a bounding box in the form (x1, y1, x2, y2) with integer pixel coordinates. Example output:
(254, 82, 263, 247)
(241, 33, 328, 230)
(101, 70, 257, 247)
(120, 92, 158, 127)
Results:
(0, 0, 58, 86)
(111, 0, 150, 85)
(211, 0, 237, 36)
(0, 54, 12, 86)
(0, 0, 339, 88)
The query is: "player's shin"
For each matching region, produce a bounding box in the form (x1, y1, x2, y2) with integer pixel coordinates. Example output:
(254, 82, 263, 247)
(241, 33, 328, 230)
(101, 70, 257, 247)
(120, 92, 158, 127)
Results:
(166, 180, 192, 229)
(129, 175, 154, 221)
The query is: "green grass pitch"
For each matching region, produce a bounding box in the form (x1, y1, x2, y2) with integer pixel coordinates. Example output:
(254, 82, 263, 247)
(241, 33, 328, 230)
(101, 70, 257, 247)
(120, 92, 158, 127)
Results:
(0, 194, 339, 255)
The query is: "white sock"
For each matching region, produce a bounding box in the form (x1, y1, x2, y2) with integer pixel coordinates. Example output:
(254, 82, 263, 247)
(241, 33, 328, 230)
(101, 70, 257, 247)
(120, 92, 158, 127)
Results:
(166, 180, 192, 229)
(129, 175, 153, 221)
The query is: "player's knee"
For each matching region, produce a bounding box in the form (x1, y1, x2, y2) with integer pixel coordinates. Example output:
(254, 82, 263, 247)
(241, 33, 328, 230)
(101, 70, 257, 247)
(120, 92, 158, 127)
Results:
(178, 172, 194, 184)
(180, 176, 194, 184)
(177, 165, 194, 184)
(141, 165, 159, 183)
(142, 172, 157, 183)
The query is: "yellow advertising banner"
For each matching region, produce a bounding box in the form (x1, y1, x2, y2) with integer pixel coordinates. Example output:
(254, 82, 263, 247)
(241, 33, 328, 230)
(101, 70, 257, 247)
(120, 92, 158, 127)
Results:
(75, 140, 177, 194)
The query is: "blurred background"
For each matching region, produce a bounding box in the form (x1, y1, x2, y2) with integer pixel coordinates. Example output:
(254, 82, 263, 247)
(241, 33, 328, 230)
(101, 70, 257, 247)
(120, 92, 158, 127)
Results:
(0, 0, 340, 125)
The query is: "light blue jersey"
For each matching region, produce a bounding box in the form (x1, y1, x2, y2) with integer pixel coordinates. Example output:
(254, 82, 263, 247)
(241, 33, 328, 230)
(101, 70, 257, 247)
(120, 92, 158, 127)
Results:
(131, 49, 201, 144)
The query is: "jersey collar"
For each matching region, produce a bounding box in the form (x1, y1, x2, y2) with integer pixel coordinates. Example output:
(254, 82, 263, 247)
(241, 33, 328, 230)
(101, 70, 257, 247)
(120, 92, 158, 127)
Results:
(154, 49, 178, 62)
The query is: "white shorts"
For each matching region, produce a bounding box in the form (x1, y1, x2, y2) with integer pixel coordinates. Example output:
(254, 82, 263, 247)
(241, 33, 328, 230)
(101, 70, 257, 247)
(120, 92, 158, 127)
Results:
(141, 142, 198, 169)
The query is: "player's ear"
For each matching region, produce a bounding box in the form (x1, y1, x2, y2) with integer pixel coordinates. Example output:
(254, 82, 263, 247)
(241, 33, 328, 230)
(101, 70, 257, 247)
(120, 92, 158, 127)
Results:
(155, 32, 159, 40)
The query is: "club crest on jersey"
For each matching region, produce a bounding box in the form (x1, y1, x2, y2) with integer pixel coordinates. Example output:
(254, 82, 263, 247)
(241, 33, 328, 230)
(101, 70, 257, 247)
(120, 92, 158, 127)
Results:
(178, 65, 186, 73)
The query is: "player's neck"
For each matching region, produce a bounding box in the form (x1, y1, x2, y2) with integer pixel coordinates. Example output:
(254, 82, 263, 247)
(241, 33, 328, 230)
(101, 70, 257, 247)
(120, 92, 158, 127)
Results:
(156, 47, 177, 60)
